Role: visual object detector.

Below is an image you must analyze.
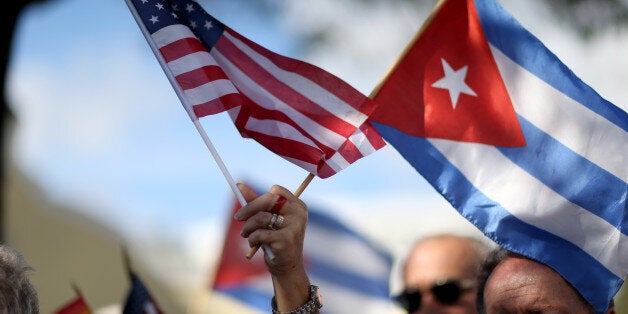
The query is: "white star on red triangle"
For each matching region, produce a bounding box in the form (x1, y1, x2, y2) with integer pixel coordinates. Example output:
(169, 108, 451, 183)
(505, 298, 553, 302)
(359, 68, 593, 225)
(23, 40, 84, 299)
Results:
(431, 58, 477, 109)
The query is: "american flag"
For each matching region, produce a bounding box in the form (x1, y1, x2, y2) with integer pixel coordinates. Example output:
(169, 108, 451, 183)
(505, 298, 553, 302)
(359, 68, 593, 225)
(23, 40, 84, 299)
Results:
(123, 272, 164, 314)
(126, 0, 385, 178)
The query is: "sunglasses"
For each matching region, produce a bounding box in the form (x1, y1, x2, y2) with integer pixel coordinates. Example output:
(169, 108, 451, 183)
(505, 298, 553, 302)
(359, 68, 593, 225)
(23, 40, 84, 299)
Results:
(393, 279, 476, 312)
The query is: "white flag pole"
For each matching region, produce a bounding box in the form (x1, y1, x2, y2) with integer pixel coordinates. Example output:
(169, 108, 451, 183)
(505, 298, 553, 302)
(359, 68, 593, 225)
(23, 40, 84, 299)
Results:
(124, 0, 246, 206)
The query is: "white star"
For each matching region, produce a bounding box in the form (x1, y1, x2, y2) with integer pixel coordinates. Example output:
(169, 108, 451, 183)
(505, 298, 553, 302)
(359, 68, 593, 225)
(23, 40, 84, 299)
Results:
(172, 4, 179, 11)
(149, 15, 159, 24)
(186, 3, 194, 13)
(155, 3, 164, 10)
(431, 58, 477, 109)
(140, 0, 148, 4)
(171, 12, 178, 19)
(190, 21, 197, 29)
(204, 20, 213, 30)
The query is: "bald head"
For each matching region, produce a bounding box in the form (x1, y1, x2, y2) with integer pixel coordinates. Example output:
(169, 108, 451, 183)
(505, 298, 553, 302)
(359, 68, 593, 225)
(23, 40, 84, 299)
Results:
(405, 235, 487, 283)
(402, 235, 488, 314)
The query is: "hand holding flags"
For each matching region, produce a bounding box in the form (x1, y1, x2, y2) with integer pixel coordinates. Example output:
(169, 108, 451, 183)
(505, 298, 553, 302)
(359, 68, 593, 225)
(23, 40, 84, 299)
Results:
(213, 192, 394, 313)
(370, 0, 627, 312)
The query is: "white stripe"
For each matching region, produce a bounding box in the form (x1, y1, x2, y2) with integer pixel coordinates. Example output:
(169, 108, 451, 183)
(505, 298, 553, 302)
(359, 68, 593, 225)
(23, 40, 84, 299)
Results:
(310, 279, 393, 314)
(491, 45, 628, 181)
(349, 129, 377, 156)
(211, 50, 348, 149)
(144, 302, 158, 314)
(222, 31, 369, 127)
(183, 79, 239, 105)
(305, 223, 391, 279)
(244, 117, 319, 148)
(324, 153, 350, 173)
(430, 138, 628, 277)
(168, 50, 219, 76)
(152, 24, 195, 49)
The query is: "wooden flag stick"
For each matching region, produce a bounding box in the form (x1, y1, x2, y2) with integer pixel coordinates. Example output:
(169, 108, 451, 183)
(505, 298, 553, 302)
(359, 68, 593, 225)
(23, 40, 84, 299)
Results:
(246, 173, 315, 259)
(70, 282, 83, 297)
(121, 245, 134, 276)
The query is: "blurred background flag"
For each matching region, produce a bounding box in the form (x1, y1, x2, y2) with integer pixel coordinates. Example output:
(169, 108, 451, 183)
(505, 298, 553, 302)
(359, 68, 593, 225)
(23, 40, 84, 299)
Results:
(125, 0, 385, 179)
(213, 191, 394, 313)
(123, 272, 164, 314)
(369, 0, 628, 312)
(53, 287, 91, 314)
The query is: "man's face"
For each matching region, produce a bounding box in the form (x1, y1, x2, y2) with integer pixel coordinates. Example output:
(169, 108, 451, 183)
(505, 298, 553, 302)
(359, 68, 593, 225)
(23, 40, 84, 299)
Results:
(402, 236, 481, 314)
(483, 256, 591, 314)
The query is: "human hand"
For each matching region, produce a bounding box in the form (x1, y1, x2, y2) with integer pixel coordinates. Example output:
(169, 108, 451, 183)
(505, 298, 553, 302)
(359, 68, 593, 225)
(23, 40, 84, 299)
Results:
(234, 183, 308, 275)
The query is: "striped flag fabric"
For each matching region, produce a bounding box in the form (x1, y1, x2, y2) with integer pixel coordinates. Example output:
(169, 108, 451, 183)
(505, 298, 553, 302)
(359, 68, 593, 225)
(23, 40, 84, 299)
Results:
(369, 0, 627, 312)
(123, 272, 164, 314)
(125, 0, 385, 178)
(213, 195, 394, 313)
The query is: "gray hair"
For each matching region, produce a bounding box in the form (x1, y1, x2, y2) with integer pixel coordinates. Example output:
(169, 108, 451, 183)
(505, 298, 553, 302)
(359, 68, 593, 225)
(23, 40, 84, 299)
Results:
(0, 245, 39, 313)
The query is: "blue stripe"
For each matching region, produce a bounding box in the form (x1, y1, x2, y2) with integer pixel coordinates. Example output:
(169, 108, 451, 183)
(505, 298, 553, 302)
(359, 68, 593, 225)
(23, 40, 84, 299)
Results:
(474, 0, 628, 131)
(373, 122, 623, 313)
(498, 116, 627, 230)
(215, 286, 272, 312)
(308, 207, 394, 267)
(308, 258, 391, 299)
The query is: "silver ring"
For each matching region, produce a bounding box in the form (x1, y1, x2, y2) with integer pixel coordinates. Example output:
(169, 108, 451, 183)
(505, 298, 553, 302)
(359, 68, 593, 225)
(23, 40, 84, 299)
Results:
(268, 214, 279, 230)
(273, 214, 285, 229)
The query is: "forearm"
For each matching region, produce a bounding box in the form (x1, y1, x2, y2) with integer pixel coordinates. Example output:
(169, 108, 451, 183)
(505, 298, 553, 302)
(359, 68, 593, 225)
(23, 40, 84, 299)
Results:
(271, 259, 316, 313)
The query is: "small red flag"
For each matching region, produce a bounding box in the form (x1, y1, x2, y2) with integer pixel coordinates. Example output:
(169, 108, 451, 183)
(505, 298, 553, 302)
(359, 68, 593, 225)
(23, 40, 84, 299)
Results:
(54, 294, 91, 314)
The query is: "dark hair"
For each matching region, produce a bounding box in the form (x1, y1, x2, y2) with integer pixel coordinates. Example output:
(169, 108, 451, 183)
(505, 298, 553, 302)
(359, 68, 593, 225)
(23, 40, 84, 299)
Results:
(475, 247, 509, 314)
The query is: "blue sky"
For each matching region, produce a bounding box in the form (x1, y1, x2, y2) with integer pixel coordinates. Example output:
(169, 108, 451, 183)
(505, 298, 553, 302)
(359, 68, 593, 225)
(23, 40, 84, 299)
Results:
(7, 0, 628, 291)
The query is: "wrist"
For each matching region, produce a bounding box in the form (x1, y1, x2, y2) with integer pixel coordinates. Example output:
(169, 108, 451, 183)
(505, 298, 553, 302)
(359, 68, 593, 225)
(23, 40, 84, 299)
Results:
(271, 285, 322, 314)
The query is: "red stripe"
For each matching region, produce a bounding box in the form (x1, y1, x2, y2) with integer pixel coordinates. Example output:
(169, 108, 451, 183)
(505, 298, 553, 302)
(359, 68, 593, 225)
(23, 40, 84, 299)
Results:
(225, 28, 378, 116)
(324, 123, 386, 169)
(243, 130, 323, 166)
(159, 37, 206, 63)
(175, 65, 230, 90)
(192, 94, 243, 118)
(316, 163, 337, 179)
(215, 36, 358, 138)
(361, 122, 387, 150)
(234, 100, 338, 158)
(336, 140, 364, 164)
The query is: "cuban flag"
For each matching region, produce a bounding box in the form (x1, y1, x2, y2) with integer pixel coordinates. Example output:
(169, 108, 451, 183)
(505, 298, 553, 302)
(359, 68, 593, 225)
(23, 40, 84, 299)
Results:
(213, 196, 394, 313)
(369, 0, 627, 312)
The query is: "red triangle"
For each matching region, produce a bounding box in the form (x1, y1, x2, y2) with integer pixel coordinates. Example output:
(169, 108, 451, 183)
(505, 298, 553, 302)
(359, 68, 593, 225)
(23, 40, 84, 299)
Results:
(371, 0, 525, 147)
